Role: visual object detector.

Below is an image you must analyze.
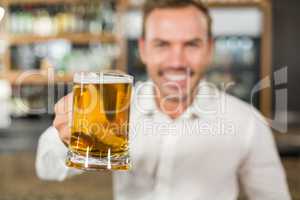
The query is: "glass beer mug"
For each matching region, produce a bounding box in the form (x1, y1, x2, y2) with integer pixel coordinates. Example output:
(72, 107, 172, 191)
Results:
(65, 72, 133, 170)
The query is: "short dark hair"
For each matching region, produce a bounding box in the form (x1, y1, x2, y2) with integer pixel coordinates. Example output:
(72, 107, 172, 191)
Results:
(142, 0, 212, 38)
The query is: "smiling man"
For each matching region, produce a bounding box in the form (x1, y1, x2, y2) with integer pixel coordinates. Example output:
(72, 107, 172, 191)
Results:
(139, 2, 213, 118)
(36, 0, 291, 199)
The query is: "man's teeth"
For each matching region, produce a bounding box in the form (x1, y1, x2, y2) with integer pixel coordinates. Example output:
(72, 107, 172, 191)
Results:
(164, 74, 187, 81)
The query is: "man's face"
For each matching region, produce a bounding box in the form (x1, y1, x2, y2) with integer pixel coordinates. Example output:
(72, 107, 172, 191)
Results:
(139, 6, 213, 100)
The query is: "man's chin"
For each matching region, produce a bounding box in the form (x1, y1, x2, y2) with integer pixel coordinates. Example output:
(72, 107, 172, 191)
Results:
(160, 88, 188, 101)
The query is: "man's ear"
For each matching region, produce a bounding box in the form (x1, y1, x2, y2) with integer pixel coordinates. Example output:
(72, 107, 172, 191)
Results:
(138, 37, 147, 64)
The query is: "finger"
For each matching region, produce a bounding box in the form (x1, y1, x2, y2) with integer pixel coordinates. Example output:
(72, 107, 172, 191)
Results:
(56, 124, 71, 145)
(54, 92, 73, 115)
(53, 113, 69, 128)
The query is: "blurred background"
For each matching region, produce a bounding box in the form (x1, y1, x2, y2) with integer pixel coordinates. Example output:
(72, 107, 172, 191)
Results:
(0, 0, 299, 199)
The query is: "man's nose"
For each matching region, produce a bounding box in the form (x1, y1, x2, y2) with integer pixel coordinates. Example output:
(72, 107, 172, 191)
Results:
(168, 46, 186, 68)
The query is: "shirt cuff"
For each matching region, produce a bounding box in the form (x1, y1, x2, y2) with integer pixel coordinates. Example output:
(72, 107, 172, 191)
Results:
(35, 126, 82, 181)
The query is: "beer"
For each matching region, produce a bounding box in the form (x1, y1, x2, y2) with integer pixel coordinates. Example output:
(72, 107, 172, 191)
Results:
(66, 72, 133, 170)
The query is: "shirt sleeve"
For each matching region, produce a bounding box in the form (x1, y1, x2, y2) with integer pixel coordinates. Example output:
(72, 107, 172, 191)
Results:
(239, 115, 291, 200)
(35, 126, 83, 181)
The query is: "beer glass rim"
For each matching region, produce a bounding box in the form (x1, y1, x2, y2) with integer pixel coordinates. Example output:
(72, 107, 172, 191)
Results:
(73, 71, 133, 84)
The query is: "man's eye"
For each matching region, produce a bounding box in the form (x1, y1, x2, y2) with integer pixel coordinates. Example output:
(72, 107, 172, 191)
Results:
(155, 42, 168, 48)
(186, 42, 200, 48)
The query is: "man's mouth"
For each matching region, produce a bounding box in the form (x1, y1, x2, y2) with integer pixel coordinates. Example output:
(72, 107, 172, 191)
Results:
(159, 68, 194, 83)
(164, 74, 187, 82)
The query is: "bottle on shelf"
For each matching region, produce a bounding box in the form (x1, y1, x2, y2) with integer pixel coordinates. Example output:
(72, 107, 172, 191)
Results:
(7, 2, 118, 35)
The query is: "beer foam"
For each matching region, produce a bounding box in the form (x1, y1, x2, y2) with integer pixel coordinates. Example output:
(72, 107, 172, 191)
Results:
(74, 72, 133, 84)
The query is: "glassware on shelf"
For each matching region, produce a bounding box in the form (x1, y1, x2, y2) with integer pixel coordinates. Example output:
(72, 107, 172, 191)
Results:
(206, 36, 260, 104)
(7, 2, 118, 35)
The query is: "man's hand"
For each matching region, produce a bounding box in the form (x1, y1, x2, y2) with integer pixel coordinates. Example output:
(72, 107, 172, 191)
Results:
(53, 93, 73, 146)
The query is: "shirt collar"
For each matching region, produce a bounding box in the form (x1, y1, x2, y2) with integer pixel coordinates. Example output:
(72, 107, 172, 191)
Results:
(134, 81, 157, 117)
(181, 79, 218, 120)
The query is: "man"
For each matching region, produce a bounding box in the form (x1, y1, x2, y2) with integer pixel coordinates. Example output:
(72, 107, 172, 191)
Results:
(36, 0, 291, 199)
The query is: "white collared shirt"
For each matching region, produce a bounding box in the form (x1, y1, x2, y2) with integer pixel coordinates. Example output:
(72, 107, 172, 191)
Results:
(36, 81, 291, 200)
